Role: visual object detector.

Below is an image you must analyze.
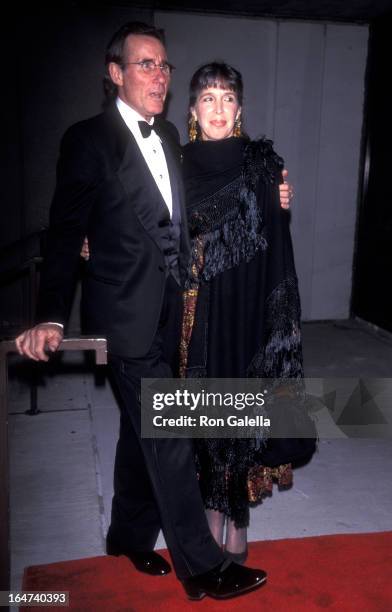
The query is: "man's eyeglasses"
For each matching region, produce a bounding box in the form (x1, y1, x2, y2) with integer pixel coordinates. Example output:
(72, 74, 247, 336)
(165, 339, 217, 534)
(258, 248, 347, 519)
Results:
(122, 59, 175, 76)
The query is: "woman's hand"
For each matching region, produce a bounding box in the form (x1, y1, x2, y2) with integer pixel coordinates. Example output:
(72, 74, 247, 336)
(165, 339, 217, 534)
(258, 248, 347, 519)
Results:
(279, 169, 294, 209)
(81, 237, 90, 260)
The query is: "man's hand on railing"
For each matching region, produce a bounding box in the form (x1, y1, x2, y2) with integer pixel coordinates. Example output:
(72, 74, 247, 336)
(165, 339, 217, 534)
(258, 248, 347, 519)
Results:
(15, 324, 64, 362)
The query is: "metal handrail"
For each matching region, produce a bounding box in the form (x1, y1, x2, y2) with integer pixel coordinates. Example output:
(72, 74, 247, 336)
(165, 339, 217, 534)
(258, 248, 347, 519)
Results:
(0, 337, 107, 593)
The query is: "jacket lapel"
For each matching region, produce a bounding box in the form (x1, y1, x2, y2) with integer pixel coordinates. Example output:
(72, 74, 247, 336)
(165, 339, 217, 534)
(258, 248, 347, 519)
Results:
(114, 118, 165, 253)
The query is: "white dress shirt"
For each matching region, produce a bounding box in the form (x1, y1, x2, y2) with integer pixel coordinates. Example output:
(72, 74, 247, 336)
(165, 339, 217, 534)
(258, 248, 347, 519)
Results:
(116, 98, 173, 216)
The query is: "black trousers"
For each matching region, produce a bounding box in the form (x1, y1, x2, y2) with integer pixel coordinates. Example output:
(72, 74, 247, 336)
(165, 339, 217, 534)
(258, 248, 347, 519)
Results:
(107, 275, 224, 579)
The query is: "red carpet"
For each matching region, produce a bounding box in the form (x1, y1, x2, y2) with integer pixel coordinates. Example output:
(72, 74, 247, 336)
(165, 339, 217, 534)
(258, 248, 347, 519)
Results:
(22, 531, 392, 611)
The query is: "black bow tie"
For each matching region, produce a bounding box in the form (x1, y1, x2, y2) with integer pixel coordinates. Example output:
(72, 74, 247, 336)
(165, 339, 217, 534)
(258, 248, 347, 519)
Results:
(138, 121, 155, 138)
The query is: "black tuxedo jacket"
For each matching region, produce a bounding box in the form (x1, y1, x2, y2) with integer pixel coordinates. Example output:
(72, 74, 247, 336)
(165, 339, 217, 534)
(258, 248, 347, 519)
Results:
(36, 104, 190, 358)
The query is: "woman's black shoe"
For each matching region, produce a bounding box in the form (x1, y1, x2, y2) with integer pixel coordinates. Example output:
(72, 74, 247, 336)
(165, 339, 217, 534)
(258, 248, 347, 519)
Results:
(182, 560, 267, 600)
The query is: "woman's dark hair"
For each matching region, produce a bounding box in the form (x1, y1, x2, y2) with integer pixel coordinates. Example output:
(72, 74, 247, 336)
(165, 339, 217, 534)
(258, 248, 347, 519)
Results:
(103, 22, 165, 102)
(189, 62, 243, 108)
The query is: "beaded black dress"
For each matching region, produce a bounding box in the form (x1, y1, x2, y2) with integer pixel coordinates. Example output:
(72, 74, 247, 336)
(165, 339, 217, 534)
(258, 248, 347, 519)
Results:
(180, 137, 303, 527)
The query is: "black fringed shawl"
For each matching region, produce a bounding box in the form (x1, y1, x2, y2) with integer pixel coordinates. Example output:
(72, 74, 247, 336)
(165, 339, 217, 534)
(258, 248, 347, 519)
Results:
(180, 137, 305, 526)
(182, 136, 303, 380)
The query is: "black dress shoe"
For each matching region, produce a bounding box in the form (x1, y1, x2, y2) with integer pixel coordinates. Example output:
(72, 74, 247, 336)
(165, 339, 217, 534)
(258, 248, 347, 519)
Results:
(182, 560, 267, 600)
(107, 542, 171, 576)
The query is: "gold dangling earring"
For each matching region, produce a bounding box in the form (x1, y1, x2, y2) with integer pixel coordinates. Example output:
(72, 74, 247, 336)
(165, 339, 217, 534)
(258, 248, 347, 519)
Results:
(233, 116, 242, 138)
(189, 116, 198, 142)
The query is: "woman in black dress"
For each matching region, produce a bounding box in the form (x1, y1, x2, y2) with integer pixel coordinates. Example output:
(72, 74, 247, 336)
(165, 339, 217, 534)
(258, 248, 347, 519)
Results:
(180, 62, 304, 563)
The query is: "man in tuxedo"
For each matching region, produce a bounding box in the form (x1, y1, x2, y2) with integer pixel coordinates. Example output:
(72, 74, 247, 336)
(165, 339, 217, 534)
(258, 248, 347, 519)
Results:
(15, 22, 269, 600)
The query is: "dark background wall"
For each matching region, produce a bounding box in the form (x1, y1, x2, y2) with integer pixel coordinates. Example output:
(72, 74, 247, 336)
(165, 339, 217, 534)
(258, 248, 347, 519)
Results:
(351, 18, 392, 333)
(2, 5, 152, 249)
